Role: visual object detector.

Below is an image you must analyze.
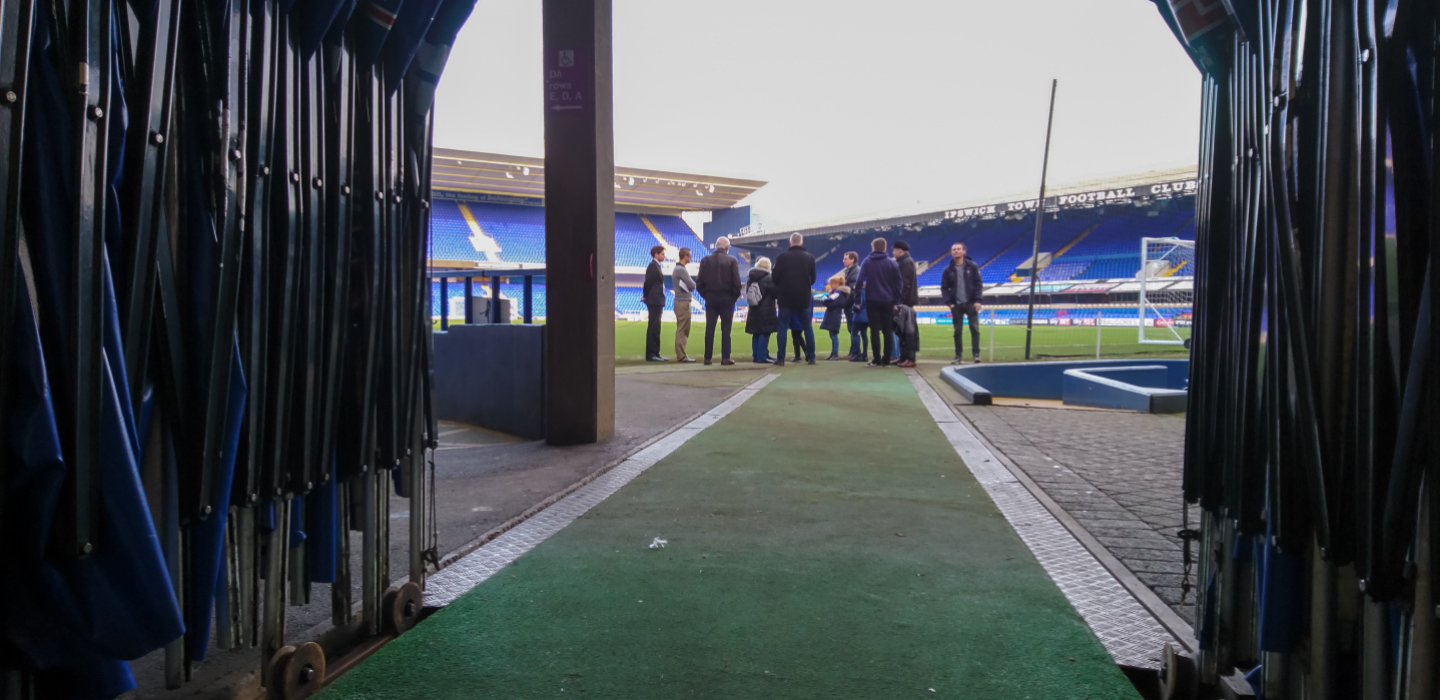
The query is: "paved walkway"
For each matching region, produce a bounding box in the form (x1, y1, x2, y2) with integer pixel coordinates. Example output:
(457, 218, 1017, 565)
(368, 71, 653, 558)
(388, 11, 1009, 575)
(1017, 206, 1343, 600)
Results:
(957, 405, 1195, 623)
(320, 365, 1140, 699)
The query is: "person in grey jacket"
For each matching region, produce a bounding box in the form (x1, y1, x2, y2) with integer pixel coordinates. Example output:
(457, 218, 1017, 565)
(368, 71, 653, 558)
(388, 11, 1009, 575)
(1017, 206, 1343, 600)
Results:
(671, 248, 696, 363)
(940, 242, 985, 364)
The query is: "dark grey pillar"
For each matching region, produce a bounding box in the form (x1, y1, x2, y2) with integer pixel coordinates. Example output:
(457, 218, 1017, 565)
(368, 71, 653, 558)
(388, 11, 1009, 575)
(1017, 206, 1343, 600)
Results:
(543, 0, 614, 444)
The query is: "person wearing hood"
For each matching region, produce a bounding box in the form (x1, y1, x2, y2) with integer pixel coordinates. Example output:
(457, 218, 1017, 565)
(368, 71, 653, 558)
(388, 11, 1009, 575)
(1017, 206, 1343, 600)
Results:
(940, 241, 985, 364)
(855, 237, 901, 366)
(744, 257, 779, 363)
(772, 232, 818, 366)
(819, 274, 851, 360)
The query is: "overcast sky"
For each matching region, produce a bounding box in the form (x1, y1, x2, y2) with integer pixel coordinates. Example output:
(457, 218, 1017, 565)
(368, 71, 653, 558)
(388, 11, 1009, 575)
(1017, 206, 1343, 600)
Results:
(434, 1, 1200, 229)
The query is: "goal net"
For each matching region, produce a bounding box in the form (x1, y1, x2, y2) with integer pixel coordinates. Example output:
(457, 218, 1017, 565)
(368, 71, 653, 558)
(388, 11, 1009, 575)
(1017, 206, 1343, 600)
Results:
(1138, 237, 1195, 346)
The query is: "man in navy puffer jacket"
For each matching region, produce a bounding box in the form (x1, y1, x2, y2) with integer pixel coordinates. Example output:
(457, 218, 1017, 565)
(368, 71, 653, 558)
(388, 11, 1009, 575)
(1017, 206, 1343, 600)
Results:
(855, 237, 901, 366)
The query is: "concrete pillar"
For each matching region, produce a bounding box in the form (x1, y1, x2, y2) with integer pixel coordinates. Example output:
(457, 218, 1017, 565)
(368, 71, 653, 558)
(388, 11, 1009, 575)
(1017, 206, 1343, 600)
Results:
(543, 0, 614, 444)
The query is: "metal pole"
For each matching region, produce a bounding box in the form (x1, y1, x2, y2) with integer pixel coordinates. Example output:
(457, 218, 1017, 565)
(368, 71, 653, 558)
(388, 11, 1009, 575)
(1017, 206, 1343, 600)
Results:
(490, 275, 502, 324)
(523, 274, 533, 323)
(439, 277, 448, 330)
(1096, 309, 1102, 359)
(1023, 79, 1057, 361)
(988, 307, 995, 362)
(463, 275, 473, 324)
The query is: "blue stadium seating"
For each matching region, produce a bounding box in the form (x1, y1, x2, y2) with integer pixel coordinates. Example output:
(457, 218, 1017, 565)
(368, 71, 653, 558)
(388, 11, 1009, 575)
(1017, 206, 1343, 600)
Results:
(430, 201, 707, 268)
(428, 198, 1197, 318)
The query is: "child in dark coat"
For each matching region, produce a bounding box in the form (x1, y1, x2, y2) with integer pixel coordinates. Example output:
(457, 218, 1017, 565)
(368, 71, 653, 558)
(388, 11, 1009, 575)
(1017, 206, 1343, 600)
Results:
(819, 274, 851, 360)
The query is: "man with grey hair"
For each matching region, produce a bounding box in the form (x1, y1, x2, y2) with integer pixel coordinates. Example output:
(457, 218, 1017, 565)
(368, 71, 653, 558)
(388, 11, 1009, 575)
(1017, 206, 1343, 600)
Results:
(696, 236, 743, 365)
(772, 232, 817, 365)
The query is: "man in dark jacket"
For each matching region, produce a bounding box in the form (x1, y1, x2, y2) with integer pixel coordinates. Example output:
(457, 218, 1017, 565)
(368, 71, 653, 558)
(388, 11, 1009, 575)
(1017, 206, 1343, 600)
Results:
(643, 245, 668, 361)
(841, 252, 860, 358)
(696, 236, 743, 365)
(892, 241, 920, 366)
(940, 242, 985, 363)
(771, 233, 818, 365)
(855, 237, 901, 367)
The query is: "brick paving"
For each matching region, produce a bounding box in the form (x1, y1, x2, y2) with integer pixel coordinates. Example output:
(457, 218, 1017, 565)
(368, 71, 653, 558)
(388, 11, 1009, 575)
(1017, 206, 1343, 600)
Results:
(956, 405, 1197, 624)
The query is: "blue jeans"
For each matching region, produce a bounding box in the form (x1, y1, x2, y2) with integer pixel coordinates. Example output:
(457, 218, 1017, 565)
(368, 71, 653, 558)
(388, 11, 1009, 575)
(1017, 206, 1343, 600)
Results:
(891, 332, 900, 360)
(751, 333, 770, 362)
(829, 331, 840, 356)
(777, 306, 815, 361)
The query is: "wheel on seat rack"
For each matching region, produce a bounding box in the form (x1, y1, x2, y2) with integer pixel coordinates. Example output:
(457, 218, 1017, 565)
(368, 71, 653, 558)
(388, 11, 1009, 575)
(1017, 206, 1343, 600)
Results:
(384, 581, 425, 634)
(1160, 643, 1197, 700)
(268, 642, 326, 700)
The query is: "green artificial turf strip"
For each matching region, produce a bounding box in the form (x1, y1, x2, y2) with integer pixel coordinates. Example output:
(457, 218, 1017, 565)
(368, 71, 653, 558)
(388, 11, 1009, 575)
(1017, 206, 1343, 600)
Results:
(320, 364, 1140, 700)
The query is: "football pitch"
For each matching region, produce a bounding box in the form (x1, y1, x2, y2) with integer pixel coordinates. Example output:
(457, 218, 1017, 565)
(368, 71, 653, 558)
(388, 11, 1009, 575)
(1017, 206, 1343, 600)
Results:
(612, 320, 1187, 365)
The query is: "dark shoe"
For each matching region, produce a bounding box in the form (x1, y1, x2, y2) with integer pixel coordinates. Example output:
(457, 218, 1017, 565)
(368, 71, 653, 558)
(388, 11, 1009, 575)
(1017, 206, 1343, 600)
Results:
(721, 358, 735, 366)
(849, 356, 867, 363)
(807, 359, 816, 365)
(826, 354, 841, 361)
(791, 356, 801, 363)
(774, 358, 786, 367)
(704, 359, 713, 366)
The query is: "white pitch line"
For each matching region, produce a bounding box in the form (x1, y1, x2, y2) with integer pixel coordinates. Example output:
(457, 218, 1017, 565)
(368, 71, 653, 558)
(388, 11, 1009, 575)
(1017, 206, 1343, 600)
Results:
(904, 368, 1178, 670)
(426, 372, 780, 607)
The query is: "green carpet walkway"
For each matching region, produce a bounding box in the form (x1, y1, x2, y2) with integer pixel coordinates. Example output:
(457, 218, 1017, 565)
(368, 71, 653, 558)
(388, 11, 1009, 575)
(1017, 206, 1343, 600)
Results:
(320, 365, 1139, 699)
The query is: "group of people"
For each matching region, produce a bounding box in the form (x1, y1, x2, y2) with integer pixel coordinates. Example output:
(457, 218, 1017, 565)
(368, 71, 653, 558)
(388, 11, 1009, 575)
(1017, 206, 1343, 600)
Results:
(642, 233, 987, 367)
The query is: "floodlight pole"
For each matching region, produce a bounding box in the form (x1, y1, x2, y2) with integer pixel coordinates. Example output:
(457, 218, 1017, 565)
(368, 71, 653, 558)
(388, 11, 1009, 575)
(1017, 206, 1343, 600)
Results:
(1023, 79, 1057, 361)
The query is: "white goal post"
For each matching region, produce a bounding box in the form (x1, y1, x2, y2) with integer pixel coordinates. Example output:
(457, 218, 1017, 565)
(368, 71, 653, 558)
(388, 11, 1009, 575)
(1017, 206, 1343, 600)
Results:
(1138, 237, 1195, 346)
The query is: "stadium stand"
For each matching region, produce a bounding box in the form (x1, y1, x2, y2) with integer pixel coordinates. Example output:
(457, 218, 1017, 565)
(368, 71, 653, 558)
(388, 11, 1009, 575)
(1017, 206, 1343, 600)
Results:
(428, 190, 1197, 318)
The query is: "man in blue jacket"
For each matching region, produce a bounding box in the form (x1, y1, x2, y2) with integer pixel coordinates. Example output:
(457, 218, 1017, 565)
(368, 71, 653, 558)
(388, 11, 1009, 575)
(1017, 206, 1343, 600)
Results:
(940, 242, 985, 363)
(855, 237, 902, 367)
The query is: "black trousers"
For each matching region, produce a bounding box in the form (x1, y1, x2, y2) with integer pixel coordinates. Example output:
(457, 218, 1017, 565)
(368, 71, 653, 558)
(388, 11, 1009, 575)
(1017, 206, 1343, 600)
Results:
(952, 303, 981, 357)
(704, 298, 735, 360)
(867, 301, 894, 365)
(645, 304, 664, 358)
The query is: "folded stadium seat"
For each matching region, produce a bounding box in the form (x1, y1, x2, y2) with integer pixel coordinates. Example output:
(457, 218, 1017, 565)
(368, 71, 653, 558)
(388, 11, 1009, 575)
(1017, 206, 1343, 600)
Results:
(648, 214, 708, 253)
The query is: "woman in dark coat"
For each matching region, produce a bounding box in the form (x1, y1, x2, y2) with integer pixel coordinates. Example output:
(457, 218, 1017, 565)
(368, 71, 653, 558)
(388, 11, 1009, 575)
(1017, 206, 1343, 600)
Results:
(819, 274, 852, 360)
(744, 257, 778, 363)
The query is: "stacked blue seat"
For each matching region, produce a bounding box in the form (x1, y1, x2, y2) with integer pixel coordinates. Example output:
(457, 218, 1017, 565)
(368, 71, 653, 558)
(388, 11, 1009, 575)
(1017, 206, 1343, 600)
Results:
(464, 202, 546, 263)
(978, 218, 1090, 284)
(429, 201, 486, 262)
(614, 213, 660, 267)
(1057, 211, 1194, 279)
(1038, 258, 1094, 281)
(648, 214, 707, 253)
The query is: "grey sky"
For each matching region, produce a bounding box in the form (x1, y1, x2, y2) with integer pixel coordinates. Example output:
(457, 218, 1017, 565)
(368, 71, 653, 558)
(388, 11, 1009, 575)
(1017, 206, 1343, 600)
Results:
(434, 1, 1199, 229)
